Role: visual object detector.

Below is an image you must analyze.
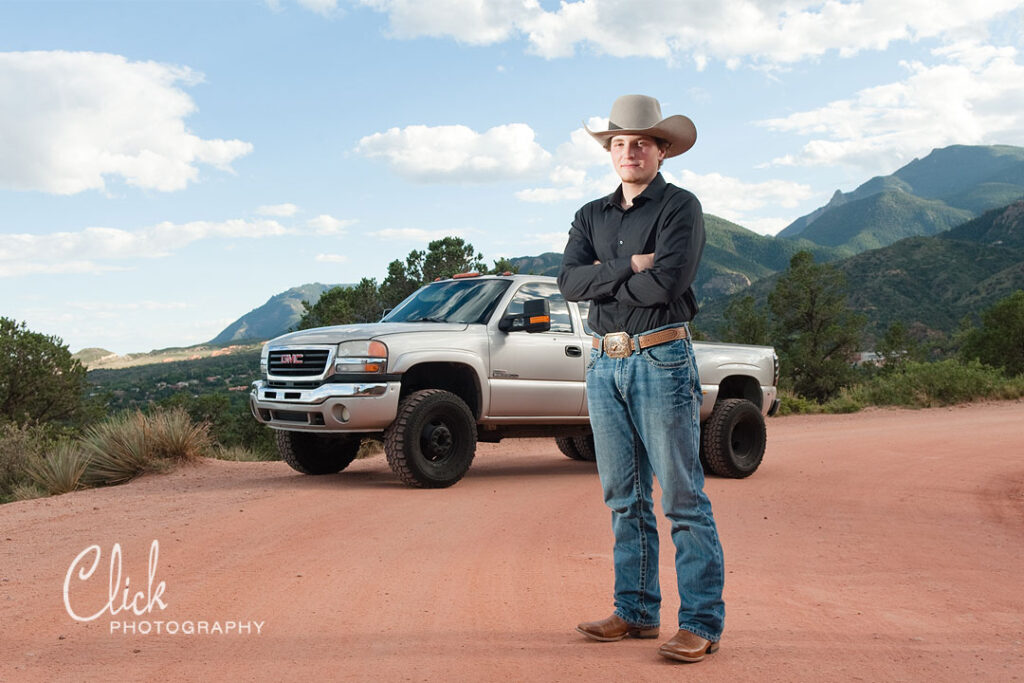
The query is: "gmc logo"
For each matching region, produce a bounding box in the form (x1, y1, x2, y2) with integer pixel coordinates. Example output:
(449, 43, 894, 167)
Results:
(279, 354, 304, 365)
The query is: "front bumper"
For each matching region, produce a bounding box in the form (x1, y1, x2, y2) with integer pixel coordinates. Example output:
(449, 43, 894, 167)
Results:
(250, 379, 401, 432)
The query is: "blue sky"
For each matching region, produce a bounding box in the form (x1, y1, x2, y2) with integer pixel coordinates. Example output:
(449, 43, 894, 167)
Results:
(2, 0, 1023, 354)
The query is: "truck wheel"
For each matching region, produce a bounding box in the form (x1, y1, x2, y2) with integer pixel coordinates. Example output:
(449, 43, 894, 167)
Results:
(556, 435, 596, 462)
(276, 431, 360, 475)
(700, 398, 766, 478)
(384, 389, 477, 488)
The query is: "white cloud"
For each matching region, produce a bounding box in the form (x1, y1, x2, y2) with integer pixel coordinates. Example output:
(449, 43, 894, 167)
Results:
(0, 51, 252, 195)
(370, 227, 471, 242)
(257, 203, 300, 216)
(307, 214, 355, 234)
(759, 41, 1024, 173)
(315, 253, 349, 263)
(354, 0, 1021, 67)
(0, 219, 290, 277)
(666, 169, 814, 217)
(355, 123, 551, 182)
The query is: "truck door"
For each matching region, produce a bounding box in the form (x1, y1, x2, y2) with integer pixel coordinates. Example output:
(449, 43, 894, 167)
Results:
(487, 282, 587, 418)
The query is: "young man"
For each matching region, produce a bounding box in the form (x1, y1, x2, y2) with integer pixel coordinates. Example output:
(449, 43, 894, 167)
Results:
(557, 94, 725, 663)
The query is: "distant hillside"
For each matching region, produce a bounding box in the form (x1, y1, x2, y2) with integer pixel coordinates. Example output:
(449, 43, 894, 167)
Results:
(701, 199, 1024, 342)
(942, 199, 1024, 249)
(791, 191, 972, 253)
(209, 283, 342, 345)
(698, 215, 842, 299)
(72, 347, 118, 366)
(779, 145, 1024, 251)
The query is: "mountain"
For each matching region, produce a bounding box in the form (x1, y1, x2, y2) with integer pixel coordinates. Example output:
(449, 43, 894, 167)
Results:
(784, 191, 972, 253)
(700, 200, 1024, 342)
(778, 145, 1024, 252)
(942, 199, 1024, 249)
(209, 283, 341, 344)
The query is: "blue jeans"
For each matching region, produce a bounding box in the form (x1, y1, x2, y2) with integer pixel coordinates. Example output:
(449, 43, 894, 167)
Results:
(586, 324, 725, 641)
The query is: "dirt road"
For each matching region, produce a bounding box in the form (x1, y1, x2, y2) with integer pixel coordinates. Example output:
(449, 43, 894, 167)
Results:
(2, 401, 1022, 682)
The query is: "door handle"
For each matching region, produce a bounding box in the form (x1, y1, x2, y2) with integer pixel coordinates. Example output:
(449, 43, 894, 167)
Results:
(565, 345, 582, 357)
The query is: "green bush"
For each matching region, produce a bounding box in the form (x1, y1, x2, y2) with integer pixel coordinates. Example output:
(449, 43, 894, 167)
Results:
(26, 441, 90, 495)
(80, 411, 156, 486)
(147, 406, 212, 462)
(0, 422, 44, 502)
(847, 359, 1021, 407)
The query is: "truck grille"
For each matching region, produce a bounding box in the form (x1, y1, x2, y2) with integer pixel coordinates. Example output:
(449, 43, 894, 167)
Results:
(268, 349, 331, 377)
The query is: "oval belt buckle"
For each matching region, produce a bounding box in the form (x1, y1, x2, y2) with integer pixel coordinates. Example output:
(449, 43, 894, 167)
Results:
(604, 332, 631, 358)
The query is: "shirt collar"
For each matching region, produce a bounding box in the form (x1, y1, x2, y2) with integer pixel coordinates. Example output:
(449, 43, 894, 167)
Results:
(601, 173, 668, 211)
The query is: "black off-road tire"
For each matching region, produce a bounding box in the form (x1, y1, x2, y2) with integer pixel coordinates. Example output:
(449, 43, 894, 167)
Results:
(276, 431, 361, 475)
(383, 389, 477, 488)
(700, 398, 766, 478)
(556, 434, 597, 462)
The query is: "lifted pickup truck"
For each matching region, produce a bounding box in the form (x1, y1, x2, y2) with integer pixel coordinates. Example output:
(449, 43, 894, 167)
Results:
(251, 273, 779, 488)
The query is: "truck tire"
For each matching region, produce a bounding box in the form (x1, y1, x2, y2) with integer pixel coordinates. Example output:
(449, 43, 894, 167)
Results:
(700, 398, 766, 478)
(555, 435, 597, 462)
(384, 389, 477, 488)
(276, 431, 360, 475)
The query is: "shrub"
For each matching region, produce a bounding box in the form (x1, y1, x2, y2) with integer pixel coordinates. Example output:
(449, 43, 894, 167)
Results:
(26, 441, 90, 495)
(0, 422, 43, 502)
(80, 411, 155, 486)
(848, 359, 1013, 407)
(147, 406, 212, 462)
(210, 445, 277, 462)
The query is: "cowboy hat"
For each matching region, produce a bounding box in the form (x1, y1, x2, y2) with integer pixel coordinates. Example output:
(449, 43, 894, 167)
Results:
(585, 94, 696, 158)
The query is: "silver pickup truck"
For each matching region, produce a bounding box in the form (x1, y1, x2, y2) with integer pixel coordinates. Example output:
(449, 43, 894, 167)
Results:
(250, 273, 779, 488)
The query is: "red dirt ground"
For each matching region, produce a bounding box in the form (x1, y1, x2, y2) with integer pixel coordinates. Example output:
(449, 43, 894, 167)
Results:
(2, 401, 1022, 682)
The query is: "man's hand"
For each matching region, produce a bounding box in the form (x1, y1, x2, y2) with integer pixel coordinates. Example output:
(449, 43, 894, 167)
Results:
(631, 253, 655, 273)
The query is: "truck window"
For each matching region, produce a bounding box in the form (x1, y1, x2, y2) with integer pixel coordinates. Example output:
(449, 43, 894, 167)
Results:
(383, 279, 511, 325)
(577, 301, 593, 336)
(503, 282, 573, 333)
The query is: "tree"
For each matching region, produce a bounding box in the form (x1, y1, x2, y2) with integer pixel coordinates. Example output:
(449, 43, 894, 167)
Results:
(720, 295, 770, 346)
(301, 236, 488, 327)
(875, 320, 926, 371)
(419, 237, 486, 282)
(0, 318, 90, 425)
(488, 257, 519, 275)
(768, 251, 865, 402)
(959, 290, 1024, 376)
(297, 278, 382, 329)
(379, 259, 421, 310)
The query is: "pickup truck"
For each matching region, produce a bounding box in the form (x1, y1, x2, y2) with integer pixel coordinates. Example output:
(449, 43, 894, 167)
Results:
(250, 273, 779, 488)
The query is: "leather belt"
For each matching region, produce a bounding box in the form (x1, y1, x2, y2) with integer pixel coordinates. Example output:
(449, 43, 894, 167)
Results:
(592, 326, 688, 358)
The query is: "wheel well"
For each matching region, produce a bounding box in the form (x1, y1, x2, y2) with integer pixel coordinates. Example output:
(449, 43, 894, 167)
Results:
(399, 363, 482, 419)
(715, 375, 762, 411)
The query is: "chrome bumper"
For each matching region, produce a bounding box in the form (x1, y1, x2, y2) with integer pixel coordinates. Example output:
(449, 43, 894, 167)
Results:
(250, 380, 401, 432)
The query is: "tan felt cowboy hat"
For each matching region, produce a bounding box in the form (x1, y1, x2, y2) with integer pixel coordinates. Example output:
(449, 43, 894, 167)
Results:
(585, 94, 697, 158)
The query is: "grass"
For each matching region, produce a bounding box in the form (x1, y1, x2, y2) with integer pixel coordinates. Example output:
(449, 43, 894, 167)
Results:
(210, 444, 278, 462)
(777, 359, 1024, 414)
(25, 441, 91, 495)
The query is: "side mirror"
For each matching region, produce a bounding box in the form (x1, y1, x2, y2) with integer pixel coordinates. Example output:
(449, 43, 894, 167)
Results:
(499, 299, 552, 333)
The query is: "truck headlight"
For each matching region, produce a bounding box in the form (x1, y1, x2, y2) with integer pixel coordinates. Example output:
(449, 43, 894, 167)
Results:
(335, 340, 388, 374)
(260, 343, 269, 376)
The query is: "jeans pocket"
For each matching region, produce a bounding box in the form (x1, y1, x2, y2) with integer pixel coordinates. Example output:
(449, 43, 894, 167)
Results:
(586, 348, 599, 370)
(641, 338, 689, 369)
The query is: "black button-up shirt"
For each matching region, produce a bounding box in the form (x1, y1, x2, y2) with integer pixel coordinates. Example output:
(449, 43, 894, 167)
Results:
(557, 173, 705, 336)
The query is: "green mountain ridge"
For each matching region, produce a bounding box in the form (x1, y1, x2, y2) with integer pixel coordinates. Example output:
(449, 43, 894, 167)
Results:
(209, 283, 343, 345)
(778, 144, 1024, 250)
(700, 199, 1024, 342)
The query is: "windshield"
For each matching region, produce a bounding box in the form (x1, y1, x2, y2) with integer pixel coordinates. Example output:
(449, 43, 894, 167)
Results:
(382, 279, 511, 325)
